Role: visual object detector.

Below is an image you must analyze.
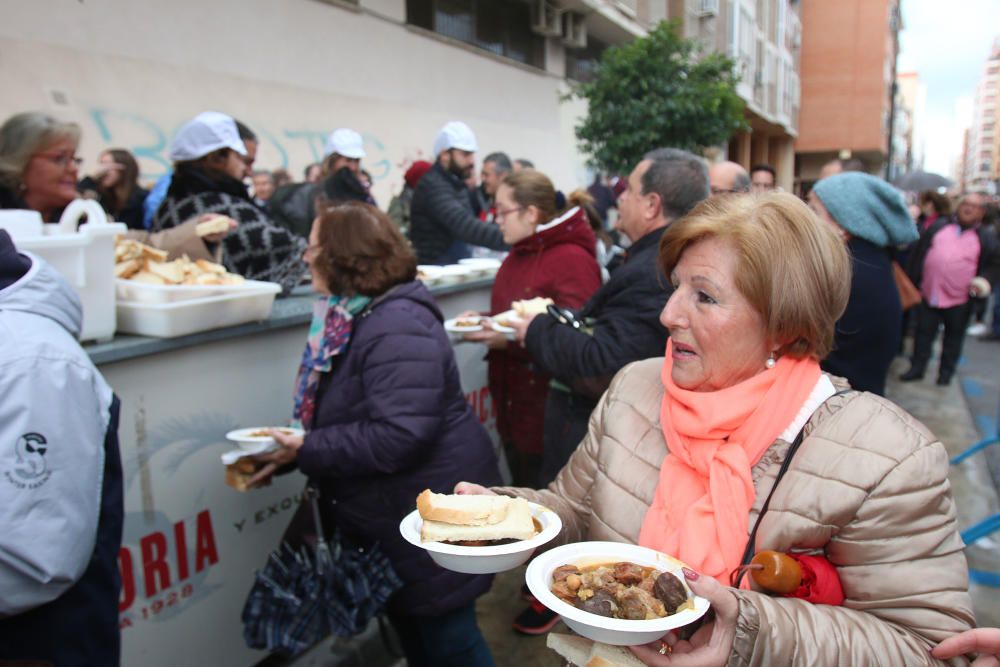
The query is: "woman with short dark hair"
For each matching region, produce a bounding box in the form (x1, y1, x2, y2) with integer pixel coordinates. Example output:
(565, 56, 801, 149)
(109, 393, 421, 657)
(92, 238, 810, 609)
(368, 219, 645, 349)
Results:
(250, 202, 501, 667)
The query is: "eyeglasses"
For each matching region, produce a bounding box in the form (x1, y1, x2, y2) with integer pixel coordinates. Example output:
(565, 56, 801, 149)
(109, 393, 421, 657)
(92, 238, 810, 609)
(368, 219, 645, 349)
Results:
(35, 152, 83, 169)
(495, 206, 524, 221)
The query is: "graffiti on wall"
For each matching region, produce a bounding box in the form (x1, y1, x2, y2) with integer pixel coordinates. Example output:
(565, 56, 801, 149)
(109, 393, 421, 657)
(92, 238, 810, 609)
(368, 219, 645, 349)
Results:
(86, 107, 394, 183)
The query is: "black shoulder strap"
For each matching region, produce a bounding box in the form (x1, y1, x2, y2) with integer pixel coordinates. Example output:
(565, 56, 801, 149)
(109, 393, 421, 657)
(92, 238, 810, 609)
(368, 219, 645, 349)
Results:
(730, 388, 853, 588)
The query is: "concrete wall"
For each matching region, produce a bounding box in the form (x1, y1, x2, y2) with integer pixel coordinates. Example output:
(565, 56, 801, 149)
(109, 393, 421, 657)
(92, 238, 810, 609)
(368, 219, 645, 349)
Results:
(0, 0, 591, 205)
(796, 0, 893, 154)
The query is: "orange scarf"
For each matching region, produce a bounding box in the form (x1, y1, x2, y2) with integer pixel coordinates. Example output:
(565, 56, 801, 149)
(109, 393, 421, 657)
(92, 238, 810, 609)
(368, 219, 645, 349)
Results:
(638, 340, 821, 584)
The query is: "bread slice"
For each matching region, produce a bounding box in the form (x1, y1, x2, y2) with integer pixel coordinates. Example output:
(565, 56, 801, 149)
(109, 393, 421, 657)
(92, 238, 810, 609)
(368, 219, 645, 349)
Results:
(417, 489, 510, 526)
(129, 270, 167, 285)
(587, 642, 646, 667)
(146, 260, 185, 284)
(195, 258, 227, 275)
(114, 258, 142, 279)
(140, 244, 169, 263)
(196, 214, 232, 236)
(513, 297, 553, 317)
(545, 633, 647, 667)
(420, 496, 535, 543)
(547, 633, 592, 667)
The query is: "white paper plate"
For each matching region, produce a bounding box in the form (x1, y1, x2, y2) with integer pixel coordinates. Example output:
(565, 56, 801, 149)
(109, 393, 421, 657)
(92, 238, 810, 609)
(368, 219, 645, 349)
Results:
(444, 317, 485, 333)
(399, 500, 561, 574)
(525, 541, 711, 646)
(225, 426, 304, 453)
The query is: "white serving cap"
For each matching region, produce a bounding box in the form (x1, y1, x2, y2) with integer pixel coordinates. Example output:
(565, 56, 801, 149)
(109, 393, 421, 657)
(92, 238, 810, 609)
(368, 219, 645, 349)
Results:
(433, 121, 478, 156)
(323, 128, 366, 159)
(169, 111, 247, 161)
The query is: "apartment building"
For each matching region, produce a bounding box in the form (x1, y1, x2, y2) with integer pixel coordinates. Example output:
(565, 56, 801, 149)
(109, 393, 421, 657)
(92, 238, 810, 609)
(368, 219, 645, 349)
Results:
(665, 0, 801, 191)
(0, 0, 668, 206)
(961, 37, 1000, 194)
(795, 0, 901, 189)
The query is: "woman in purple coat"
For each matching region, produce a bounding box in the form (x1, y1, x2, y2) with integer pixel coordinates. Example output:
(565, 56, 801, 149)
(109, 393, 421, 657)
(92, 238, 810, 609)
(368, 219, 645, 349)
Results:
(252, 202, 501, 667)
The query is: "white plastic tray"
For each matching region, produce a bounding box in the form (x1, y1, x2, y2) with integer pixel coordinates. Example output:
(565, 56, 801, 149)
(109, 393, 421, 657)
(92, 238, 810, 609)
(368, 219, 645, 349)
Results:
(116, 278, 279, 304)
(116, 283, 281, 338)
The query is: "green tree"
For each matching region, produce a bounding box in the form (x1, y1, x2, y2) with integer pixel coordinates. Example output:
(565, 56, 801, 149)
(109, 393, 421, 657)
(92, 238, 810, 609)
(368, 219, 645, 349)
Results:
(568, 21, 747, 174)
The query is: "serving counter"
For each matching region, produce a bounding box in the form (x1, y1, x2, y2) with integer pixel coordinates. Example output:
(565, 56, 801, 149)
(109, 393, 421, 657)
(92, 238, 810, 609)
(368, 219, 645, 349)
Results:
(86, 278, 496, 667)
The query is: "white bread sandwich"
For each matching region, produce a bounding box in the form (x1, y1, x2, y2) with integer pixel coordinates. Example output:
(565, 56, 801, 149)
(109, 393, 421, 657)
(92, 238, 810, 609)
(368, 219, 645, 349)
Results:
(512, 297, 553, 318)
(417, 490, 536, 544)
(546, 633, 647, 667)
(195, 214, 233, 237)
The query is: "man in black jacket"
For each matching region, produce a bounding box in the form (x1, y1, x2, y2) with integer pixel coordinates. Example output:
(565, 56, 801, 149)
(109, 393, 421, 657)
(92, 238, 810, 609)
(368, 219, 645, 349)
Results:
(268, 128, 372, 238)
(901, 192, 1000, 384)
(515, 147, 708, 485)
(507, 148, 707, 634)
(409, 121, 507, 264)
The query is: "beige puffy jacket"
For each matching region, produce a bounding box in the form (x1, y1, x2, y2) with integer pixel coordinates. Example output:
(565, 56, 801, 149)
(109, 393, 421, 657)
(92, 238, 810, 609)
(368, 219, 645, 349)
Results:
(498, 358, 974, 666)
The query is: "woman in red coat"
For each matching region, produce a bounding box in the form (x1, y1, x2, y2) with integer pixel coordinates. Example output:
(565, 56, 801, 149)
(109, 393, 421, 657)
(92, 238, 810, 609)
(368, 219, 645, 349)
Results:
(464, 169, 601, 487)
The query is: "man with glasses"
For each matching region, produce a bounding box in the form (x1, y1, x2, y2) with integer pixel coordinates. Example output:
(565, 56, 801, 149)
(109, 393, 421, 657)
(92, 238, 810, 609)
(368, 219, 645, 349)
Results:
(504, 147, 708, 634)
(708, 160, 750, 195)
(901, 192, 1000, 384)
(409, 121, 507, 265)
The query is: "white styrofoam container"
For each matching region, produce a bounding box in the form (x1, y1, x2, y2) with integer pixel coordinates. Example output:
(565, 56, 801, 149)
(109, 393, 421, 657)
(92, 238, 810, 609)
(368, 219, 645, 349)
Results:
(1, 201, 126, 342)
(116, 283, 281, 338)
(116, 278, 278, 304)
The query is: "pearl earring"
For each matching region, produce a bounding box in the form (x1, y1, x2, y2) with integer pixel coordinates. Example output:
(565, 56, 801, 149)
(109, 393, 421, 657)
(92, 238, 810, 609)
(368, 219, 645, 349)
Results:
(765, 353, 777, 369)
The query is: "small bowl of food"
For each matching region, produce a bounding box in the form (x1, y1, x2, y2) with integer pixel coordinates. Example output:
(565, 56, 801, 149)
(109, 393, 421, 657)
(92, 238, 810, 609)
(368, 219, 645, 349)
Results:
(444, 316, 485, 333)
(399, 490, 561, 574)
(225, 426, 304, 454)
(524, 541, 711, 646)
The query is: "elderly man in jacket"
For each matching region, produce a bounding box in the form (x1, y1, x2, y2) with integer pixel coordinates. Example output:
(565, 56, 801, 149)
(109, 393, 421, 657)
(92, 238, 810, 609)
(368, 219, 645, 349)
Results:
(409, 121, 508, 264)
(513, 148, 709, 486)
(901, 191, 1000, 385)
(0, 230, 124, 666)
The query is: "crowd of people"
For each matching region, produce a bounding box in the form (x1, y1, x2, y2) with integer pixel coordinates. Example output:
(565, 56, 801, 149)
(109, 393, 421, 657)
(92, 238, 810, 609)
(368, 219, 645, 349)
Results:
(3, 106, 1000, 666)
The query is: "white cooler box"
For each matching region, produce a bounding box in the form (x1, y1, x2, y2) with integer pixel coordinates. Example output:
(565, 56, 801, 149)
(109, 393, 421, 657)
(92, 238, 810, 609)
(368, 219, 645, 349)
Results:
(0, 201, 126, 342)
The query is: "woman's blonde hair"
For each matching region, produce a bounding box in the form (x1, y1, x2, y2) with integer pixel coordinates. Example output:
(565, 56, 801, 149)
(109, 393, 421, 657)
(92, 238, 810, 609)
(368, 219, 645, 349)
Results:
(0, 112, 81, 190)
(659, 193, 851, 361)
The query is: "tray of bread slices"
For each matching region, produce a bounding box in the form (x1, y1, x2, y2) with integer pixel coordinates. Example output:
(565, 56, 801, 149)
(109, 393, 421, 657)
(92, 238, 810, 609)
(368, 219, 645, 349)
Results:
(113, 234, 280, 337)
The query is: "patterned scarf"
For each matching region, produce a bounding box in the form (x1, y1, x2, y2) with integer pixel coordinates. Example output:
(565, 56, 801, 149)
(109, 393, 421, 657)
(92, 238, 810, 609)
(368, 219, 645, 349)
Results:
(292, 294, 372, 428)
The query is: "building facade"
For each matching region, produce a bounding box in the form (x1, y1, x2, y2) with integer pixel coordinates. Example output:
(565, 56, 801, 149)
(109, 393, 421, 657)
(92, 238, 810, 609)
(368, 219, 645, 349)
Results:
(962, 37, 1000, 195)
(666, 0, 802, 191)
(0, 0, 670, 206)
(795, 0, 901, 189)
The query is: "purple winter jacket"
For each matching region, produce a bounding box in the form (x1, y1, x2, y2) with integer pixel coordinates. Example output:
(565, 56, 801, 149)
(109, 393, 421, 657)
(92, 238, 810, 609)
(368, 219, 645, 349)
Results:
(296, 280, 501, 617)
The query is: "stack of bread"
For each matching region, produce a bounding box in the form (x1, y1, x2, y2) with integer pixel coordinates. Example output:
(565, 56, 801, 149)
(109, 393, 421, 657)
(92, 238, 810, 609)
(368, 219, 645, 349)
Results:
(417, 489, 537, 544)
(114, 238, 245, 286)
(546, 633, 646, 667)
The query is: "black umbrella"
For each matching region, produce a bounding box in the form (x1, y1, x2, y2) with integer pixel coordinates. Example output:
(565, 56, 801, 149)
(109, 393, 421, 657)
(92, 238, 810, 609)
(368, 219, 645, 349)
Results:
(892, 170, 953, 192)
(242, 489, 403, 655)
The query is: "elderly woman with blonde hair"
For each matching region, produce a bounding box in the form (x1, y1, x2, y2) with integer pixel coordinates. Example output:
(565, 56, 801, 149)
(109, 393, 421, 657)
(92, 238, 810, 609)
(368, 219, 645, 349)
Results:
(0, 111, 231, 258)
(459, 192, 973, 665)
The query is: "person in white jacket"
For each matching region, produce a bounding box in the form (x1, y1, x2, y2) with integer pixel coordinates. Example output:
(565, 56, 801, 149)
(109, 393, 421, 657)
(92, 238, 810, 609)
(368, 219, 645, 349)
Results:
(0, 228, 124, 666)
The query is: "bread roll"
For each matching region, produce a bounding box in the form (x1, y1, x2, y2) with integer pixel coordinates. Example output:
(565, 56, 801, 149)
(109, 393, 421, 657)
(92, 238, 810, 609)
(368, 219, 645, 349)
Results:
(420, 496, 535, 543)
(513, 297, 553, 317)
(417, 489, 509, 525)
(195, 215, 233, 236)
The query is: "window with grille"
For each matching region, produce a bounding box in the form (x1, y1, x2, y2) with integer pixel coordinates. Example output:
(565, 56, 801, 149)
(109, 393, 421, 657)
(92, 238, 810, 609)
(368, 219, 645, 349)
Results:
(406, 0, 545, 69)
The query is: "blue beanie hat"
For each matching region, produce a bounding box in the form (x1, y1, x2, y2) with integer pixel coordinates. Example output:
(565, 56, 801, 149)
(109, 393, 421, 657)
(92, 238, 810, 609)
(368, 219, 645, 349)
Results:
(813, 172, 918, 247)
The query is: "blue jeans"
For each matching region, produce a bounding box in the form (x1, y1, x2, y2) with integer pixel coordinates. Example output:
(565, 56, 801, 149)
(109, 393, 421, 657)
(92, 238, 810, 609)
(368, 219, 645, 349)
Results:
(388, 603, 495, 667)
